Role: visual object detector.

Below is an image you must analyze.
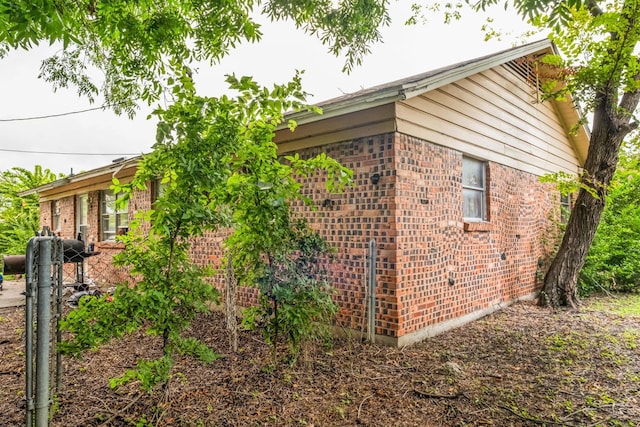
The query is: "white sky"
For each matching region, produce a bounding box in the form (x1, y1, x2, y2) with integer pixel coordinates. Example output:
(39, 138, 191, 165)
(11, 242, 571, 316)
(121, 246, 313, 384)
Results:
(0, 2, 540, 175)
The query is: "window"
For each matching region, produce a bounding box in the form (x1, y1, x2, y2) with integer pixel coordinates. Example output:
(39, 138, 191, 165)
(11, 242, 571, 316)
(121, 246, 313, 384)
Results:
(462, 157, 487, 221)
(76, 194, 88, 242)
(52, 200, 61, 233)
(151, 178, 168, 202)
(560, 193, 571, 224)
(100, 190, 129, 241)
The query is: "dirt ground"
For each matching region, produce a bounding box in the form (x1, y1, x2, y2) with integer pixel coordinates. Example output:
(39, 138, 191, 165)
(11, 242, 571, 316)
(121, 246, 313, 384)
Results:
(1, 296, 639, 427)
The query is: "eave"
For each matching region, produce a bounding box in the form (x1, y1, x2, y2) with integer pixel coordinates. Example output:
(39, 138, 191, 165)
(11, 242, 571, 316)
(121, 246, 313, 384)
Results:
(20, 156, 141, 201)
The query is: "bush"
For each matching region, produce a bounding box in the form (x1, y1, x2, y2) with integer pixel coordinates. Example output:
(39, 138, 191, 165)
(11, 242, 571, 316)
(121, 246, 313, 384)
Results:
(242, 229, 338, 364)
(580, 153, 640, 295)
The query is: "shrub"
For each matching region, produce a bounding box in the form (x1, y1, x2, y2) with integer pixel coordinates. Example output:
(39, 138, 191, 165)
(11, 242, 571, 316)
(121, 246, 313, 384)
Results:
(580, 153, 640, 295)
(241, 227, 338, 364)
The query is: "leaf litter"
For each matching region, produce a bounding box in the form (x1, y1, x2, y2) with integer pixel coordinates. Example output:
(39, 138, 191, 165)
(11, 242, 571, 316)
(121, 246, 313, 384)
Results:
(0, 297, 639, 426)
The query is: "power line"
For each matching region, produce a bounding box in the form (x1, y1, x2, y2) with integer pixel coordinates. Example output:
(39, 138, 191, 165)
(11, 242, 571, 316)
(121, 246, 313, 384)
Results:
(0, 147, 142, 156)
(0, 104, 125, 122)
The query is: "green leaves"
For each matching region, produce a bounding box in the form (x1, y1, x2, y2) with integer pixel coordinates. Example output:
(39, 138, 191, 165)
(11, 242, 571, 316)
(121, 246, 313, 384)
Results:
(240, 229, 339, 362)
(539, 170, 601, 199)
(0, 165, 59, 256)
(62, 73, 351, 389)
(1, 0, 390, 109)
(109, 356, 174, 393)
(139, 73, 346, 364)
(62, 228, 221, 390)
(580, 152, 640, 295)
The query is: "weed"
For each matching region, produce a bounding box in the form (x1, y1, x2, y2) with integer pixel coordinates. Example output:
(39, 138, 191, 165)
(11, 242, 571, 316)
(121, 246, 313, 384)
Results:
(261, 364, 275, 374)
(334, 405, 346, 419)
(333, 392, 352, 419)
(174, 371, 187, 384)
(622, 329, 638, 349)
(564, 400, 573, 412)
(597, 391, 615, 405)
(600, 347, 629, 365)
(49, 395, 60, 418)
(129, 415, 149, 427)
(283, 372, 293, 384)
(548, 334, 566, 350)
(625, 372, 640, 382)
(586, 295, 640, 317)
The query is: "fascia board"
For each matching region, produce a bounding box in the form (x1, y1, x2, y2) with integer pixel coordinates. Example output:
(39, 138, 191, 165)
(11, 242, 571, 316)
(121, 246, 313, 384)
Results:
(19, 156, 142, 197)
(400, 40, 556, 99)
(283, 40, 555, 128)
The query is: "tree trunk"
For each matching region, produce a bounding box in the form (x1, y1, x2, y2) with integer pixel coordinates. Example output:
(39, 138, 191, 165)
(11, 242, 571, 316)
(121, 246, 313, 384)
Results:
(541, 94, 634, 308)
(540, 185, 606, 308)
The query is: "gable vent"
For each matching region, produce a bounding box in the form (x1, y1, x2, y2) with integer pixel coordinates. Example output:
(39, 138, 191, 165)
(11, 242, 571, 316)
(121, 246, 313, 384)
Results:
(506, 56, 543, 95)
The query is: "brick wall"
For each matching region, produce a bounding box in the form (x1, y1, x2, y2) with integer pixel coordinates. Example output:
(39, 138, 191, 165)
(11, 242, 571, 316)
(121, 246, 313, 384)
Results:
(40, 191, 134, 286)
(40, 200, 52, 233)
(291, 133, 398, 336)
(291, 132, 558, 344)
(391, 133, 556, 343)
(38, 131, 560, 345)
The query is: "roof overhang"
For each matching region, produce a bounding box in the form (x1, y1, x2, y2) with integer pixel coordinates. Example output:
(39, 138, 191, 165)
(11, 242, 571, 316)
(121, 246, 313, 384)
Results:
(282, 38, 590, 167)
(287, 39, 557, 123)
(20, 156, 142, 200)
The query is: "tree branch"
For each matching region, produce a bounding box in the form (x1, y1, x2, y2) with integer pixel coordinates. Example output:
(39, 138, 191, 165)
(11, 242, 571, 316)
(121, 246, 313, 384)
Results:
(586, 0, 603, 17)
(498, 404, 579, 426)
(413, 389, 464, 399)
(618, 81, 640, 118)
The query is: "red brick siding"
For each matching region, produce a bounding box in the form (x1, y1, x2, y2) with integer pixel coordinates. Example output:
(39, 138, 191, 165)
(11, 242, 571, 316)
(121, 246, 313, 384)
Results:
(393, 133, 556, 337)
(38, 132, 560, 342)
(290, 133, 399, 336)
(39, 190, 134, 286)
(190, 231, 258, 307)
(40, 201, 52, 233)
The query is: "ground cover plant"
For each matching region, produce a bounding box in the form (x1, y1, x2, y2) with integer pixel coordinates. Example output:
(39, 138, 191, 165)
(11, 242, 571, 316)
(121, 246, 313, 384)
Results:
(1, 292, 638, 426)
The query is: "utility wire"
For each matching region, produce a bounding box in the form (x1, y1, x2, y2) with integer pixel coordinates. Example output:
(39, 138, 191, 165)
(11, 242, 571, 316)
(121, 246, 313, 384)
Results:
(0, 147, 142, 156)
(0, 104, 127, 122)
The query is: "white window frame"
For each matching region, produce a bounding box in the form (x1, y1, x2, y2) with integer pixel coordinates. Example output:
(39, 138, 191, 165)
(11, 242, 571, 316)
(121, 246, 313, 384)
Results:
(560, 193, 571, 224)
(100, 189, 129, 241)
(462, 157, 488, 222)
(76, 193, 88, 242)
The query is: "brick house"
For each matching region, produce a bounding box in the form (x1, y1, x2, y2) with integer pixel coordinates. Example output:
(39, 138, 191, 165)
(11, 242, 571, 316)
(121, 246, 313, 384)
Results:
(26, 40, 589, 346)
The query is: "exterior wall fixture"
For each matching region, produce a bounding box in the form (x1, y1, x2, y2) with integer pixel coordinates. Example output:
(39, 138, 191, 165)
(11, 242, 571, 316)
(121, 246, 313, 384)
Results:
(370, 173, 381, 185)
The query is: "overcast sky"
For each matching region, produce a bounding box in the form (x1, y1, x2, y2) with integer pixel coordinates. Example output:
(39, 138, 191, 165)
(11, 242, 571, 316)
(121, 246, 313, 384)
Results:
(0, 2, 539, 175)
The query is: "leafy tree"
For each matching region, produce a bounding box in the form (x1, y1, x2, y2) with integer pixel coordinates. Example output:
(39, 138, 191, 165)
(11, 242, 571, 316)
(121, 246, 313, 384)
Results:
(2, 0, 389, 393)
(416, 0, 640, 308)
(580, 151, 640, 295)
(0, 166, 59, 256)
(0, 0, 390, 115)
(61, 71, 350, 390)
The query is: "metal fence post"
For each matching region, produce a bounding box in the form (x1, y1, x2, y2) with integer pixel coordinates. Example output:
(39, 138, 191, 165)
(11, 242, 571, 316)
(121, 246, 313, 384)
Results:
(367, 239, 377, 344)
(35, 236, 53, 427)
(24, 238, 36, 427)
